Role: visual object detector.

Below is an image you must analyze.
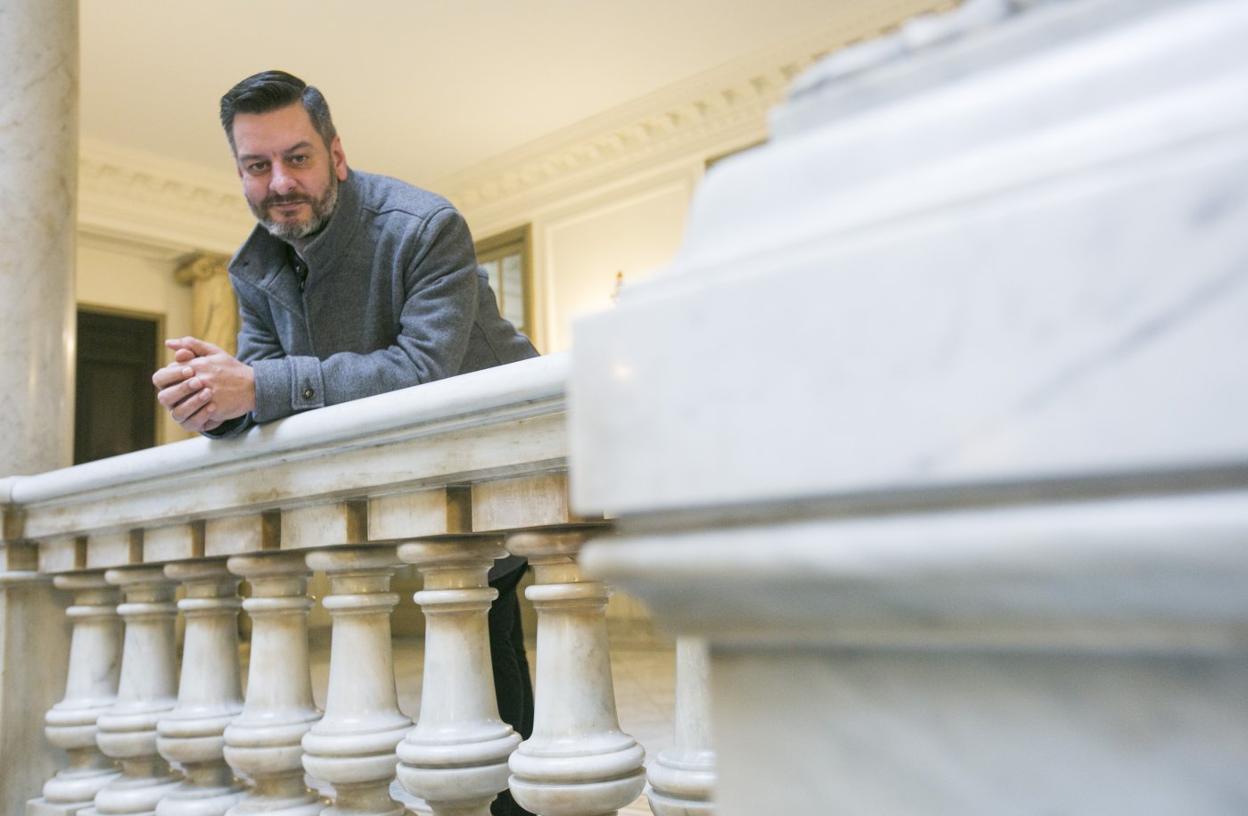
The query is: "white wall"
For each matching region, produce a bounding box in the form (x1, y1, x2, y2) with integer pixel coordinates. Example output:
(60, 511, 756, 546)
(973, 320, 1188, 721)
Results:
(538, 171, 699, 353)
(76, 233, 195, 444)
(462, 145, 760, 355)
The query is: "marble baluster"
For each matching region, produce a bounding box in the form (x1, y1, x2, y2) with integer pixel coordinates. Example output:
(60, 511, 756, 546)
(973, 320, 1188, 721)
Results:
(302, 547, 412, 816)
(646, 638, 715, 816)
(28, 574, 123, 815)
(395, 538, 521, 816)
(90, 567, 182, 815)
(155, 561, 245, 815)
(222, 553, 322, 816)
(504, 531, 645, 816)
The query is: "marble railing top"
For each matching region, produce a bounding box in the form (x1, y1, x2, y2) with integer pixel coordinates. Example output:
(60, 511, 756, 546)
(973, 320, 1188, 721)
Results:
(7, 354, 566, 507)
(570, 0, 1248, 518)
(1, 355, 584, 560)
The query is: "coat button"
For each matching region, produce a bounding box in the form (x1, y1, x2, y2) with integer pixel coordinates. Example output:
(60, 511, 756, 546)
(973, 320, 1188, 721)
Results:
(302, 387, 315, 400)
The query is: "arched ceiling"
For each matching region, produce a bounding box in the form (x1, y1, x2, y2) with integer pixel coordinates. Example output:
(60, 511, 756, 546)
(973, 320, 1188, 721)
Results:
(82, 1, 851, 188)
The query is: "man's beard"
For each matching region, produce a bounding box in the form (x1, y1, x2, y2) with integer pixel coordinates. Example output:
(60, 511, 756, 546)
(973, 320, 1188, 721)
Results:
(252, 172, 339, 241)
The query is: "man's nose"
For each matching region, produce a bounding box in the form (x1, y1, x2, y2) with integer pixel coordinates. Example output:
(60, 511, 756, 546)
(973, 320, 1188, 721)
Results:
(269, 166, 298, 196)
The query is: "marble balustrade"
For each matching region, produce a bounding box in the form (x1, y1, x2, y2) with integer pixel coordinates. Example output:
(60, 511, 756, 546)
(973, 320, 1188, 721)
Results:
(0, 355, 705, 816)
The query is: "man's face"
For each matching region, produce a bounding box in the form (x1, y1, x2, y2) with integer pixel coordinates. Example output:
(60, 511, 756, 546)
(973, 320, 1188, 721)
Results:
(231, 103, 348, 241)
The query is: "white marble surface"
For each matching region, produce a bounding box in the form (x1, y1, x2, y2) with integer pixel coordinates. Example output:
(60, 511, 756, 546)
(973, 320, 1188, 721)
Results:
(301, 548, 411, 816)
(395, 540, 519, 815)
(571, 0, 1248, 813)
(505, 532, 647, 816)
(711, 648, 1248, 815)
(0, 0, 77, 477)
(3, 577, 72, 816)
(646, 638, 714, 816)
(10, 353, 567, 502)
(13, 354, 569, 545)
(569, 0, 1248, 517)
(36, 574, 121, 810)
(156, 561, 244, 815)
(223, 553, 322, 816)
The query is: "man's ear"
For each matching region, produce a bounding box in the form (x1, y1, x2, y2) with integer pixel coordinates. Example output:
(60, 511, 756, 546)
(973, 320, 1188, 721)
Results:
(331, 136, 348, 181)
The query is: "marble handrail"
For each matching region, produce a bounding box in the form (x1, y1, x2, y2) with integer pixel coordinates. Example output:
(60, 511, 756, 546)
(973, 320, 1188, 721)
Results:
(10, 352, 566, 507)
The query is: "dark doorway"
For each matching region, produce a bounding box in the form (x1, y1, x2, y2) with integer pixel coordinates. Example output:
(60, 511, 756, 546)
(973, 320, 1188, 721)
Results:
(74, 310, 159, 464)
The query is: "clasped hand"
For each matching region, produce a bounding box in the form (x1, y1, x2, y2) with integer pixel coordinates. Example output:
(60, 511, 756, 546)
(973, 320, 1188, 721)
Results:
(152, 337, 256, 433)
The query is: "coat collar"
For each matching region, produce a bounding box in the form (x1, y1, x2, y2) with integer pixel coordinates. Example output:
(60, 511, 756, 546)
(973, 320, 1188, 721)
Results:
(229, 169, 363, 291)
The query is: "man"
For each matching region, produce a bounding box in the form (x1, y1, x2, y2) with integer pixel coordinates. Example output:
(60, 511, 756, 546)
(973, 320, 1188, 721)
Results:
(152, 70, 536, 816)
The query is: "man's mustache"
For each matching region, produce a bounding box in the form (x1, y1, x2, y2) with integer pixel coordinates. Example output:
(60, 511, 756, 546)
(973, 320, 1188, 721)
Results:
(263, 194, 314, 208)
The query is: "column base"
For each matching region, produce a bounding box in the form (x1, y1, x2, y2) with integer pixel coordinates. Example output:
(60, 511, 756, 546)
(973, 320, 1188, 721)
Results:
(508, 772, 645, 816)
(645, 751, 715, 816)
(27, 797, 94, 816)
(37, 769, 123, 812)
(92, 772, 181, 816)
(154, 780, 245, 816)
(646, 789, 714, 816)
(508, 733, 645, 816)
(224, 791, 324, 816)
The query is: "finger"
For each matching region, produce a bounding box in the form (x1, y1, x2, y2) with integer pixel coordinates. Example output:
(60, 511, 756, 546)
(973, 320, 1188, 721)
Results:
(156, 376, 203, 409)
(173, 348, 195, 363)
(178, 336, 224, 357)
(171, 387, 213, 423)
(186, 403, 219, 434)
(152, 363, 195, 390)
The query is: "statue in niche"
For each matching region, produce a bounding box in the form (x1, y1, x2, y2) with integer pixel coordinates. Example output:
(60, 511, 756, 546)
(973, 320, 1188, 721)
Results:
(175, 253, 238, 357)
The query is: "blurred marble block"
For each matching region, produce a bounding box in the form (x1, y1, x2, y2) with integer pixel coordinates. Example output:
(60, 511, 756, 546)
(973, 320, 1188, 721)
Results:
(572, 0, 1248, 814)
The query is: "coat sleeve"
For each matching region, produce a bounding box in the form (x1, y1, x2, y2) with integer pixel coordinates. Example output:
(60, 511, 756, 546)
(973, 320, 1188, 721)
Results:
(200, 276, 291, 438)
(244, 206, 484, 427)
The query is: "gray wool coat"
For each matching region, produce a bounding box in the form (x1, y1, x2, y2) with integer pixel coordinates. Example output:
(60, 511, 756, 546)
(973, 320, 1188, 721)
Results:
(208, 169, 537, 438)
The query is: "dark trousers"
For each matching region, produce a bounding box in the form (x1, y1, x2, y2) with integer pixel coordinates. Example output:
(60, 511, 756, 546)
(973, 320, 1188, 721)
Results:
(488, 565, 535, 816)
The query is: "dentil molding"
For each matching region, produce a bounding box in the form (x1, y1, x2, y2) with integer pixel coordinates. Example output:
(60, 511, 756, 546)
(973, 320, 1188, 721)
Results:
(437, 0, 953, 219)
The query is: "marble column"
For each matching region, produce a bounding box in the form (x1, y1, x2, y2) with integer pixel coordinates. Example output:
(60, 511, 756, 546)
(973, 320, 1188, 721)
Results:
(28, 573, 123, 816)
(302, 547, 412, 816)
(155, 561, 245, 815)
(0, 0, 78, 477)
(504, 531, 645, 816)
(395, 538, 520, 816)
(92, 566, 182, 814)
(1, 0, 78, 798)
(222, 553, 322, 816)
(646, 639, 715, 816)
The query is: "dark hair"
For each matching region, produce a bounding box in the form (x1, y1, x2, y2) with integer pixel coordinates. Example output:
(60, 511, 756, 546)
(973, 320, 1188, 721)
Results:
(219, 70, 337, 153)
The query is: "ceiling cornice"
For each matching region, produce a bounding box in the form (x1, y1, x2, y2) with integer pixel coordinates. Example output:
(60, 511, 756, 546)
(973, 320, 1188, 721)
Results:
(78, 138, 254, 256)
(437, 0, 953, 221)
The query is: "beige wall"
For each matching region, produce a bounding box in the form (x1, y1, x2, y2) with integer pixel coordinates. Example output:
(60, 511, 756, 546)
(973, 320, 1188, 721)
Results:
(538, 173, 697, 353)
(463, 149, 748, 355)
(76, 233, 196, 444)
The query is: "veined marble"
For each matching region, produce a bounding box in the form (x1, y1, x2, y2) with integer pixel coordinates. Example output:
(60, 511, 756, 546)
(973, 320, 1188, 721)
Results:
(0, 0, 77, 477)
(570, 0, 1248, 517)
(573, 0, 1248, 813)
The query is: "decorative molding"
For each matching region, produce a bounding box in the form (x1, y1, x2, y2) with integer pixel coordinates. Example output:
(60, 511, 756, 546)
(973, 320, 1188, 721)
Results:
(438, 0, 953, 220)
(78, 138, 254, 256)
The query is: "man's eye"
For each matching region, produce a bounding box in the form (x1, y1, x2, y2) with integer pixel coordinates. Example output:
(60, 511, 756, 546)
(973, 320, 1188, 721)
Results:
(246, 162, 268, 174)
(289, 155, 308, 165)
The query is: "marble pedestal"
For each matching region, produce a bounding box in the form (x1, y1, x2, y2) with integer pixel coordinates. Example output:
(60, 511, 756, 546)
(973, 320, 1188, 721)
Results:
(571, 0, 1248, 813)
